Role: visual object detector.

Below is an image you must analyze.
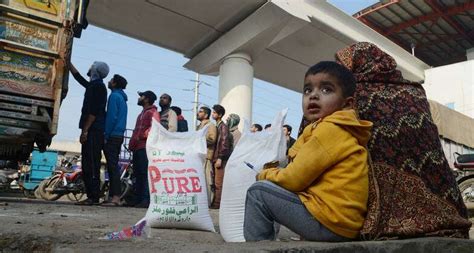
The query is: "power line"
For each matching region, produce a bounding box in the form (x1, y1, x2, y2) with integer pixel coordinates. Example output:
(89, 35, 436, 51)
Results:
(253, 97, 300, 115)
(253, 94, 300, 110)
(72, 56, 192, 90)
(199, 77, 218, 87)
(198, 93, 215, 100)
(254, 84, 301, 105)
(74, 43, 189, 72)
(73, 49, 301, 122)
(76, 30, 301, 111)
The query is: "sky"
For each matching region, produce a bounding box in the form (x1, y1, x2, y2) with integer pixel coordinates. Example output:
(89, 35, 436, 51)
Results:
(56, 0, 378, 141)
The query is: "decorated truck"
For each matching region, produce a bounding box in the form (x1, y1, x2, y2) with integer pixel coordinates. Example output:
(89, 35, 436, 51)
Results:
(0, 0, 87, 160)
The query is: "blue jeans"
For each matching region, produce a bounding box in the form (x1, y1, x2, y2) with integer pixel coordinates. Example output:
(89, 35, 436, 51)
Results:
(132, 149, 149, 204)
(244, 181, 350, 242)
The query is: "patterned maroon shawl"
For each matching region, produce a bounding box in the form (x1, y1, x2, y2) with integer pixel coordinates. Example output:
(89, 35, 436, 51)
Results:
(334, 42, 471, 239)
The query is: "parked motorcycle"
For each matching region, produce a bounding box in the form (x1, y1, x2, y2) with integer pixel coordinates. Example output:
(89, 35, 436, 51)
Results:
(453, 152, 474, 204)
(38, 150, 134, 203)
(37, 156, 109, 201)
(38, 156, 86, 201)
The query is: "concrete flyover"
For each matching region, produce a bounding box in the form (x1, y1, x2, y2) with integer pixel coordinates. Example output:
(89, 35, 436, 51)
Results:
(87, 0, 429, 122)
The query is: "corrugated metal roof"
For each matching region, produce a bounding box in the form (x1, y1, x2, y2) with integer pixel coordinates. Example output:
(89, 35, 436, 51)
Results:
(354, 0, 474, 67)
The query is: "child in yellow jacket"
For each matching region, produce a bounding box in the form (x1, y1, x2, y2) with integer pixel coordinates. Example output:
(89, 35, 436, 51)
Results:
(244, 61, 372, 242)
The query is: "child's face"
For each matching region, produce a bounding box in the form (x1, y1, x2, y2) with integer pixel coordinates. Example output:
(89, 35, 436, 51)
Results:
(302, 72, 353, 122)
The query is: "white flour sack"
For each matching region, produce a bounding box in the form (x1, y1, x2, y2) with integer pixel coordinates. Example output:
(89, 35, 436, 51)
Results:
(219, 109, 288, 242)
(144, 119, 215, 232)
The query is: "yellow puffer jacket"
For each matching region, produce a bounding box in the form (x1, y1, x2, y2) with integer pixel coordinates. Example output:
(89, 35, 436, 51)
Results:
(258, 109, 373, 238)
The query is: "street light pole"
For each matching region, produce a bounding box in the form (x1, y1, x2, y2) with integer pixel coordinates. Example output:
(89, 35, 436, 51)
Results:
(193, 73, 200, 130)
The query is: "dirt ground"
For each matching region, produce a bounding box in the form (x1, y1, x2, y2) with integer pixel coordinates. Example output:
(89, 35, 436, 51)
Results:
(1, 196, 474, 253)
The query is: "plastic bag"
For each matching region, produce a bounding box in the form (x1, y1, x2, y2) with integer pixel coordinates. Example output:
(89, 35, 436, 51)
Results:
(219, 109, 288, 242)
(100, 219, 150, 240)
(143, 119, 215, 232)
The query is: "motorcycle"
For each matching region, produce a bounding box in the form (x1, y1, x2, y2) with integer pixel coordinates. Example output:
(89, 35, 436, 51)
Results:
(38, 150, 134, 203)
(453, 152, 474, 204)
(38, 156, 87, 201)
(38, 156, 109, 202)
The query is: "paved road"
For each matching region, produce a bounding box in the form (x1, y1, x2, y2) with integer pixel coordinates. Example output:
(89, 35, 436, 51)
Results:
(1, 196, 474, 252)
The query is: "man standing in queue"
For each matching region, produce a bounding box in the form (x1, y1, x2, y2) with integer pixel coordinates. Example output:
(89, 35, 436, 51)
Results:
(69, 61, 109, 205)
(129, 91, 158, 208)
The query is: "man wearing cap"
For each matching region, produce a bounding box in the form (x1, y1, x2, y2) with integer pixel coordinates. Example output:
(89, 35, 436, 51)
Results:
(158, 93, 177, 132)
(128, 90, 158, 208)
(69, 61, 109, 205)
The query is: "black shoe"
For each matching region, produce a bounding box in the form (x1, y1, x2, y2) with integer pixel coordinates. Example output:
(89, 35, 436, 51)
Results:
(134, 201, 149, 208)
(121, 201, 136, 207)
(75, 198, 100, 206)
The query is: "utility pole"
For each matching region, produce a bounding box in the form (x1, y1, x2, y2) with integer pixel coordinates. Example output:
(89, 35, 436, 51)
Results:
(188, 73, 212, 130)
(193, 73, 200, 130)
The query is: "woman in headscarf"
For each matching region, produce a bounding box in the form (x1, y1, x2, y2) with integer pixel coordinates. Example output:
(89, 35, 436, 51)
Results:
(227, 113, 241, 148)
(332, 42, 471, 239)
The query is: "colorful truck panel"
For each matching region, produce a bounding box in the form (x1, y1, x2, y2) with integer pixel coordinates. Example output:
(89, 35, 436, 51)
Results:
(0, 0, 83, 160)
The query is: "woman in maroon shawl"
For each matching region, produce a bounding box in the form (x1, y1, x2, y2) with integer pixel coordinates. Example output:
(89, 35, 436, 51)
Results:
(333, 42, 471, 239)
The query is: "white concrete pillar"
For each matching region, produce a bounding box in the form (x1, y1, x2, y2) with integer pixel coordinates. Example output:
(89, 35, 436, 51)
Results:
(218, 53, 253, 124)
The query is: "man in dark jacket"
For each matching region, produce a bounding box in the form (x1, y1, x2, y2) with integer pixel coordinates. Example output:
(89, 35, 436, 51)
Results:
(128, 91, 158, 208)
(211, 104, 232, 209)
(103, 74, 128, 206)
(69, 61, 109, 205)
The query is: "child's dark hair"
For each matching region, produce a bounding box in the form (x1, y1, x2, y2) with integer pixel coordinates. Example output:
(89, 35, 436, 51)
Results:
(305, 61, 355, 98)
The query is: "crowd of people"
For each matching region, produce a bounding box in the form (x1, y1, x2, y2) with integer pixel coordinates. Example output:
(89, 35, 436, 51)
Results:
(67, 41, 471, 242)
(68, 60, 295, 209)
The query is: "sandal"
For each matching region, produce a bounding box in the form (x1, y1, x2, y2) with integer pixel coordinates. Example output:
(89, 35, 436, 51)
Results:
(101, 201, 121, 207)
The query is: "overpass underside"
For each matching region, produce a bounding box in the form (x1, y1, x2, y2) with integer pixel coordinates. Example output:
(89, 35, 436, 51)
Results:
(88, 0, 428, 122)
